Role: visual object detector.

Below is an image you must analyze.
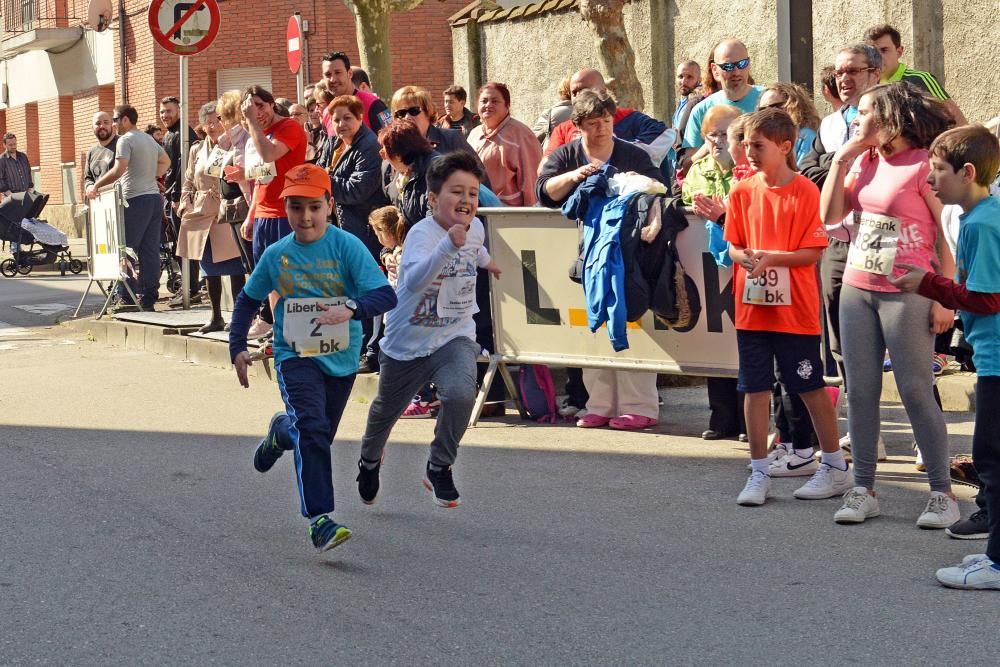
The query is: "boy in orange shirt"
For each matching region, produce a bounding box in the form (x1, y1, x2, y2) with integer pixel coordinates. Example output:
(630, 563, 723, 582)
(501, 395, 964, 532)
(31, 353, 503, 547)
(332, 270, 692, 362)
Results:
(723, 108, 850, 506)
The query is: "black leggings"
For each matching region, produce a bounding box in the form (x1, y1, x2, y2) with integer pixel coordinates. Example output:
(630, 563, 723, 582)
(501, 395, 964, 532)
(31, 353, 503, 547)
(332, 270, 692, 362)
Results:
(974, 376, 1000, 561)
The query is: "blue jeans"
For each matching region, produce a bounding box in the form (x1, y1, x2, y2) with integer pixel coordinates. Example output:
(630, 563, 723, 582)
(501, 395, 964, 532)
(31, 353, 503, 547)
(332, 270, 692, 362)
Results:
(275, 357, 356, 519)
(122, 193, 163, 307)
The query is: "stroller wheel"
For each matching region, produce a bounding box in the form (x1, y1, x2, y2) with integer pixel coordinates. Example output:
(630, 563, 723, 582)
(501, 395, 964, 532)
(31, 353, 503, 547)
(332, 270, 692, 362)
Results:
(167, 274, 183, 294)
(0, 258, 17, 277)
(69, 259, 84, 274)
(17, 263, 32, 275)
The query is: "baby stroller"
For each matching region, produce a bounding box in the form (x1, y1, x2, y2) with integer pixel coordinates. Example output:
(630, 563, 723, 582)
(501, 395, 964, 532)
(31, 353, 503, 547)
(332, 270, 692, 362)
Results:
(0, 190, 83, 277)
(159, 208, 182, 294)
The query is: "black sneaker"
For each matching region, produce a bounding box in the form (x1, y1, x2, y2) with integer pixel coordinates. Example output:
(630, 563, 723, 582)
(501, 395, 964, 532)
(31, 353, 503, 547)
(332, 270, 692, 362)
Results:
(422, 462, 460, 508)
(357, 357, 379, 374)
(356, 457, 381, 505)
(309, 515, 352, 552)
(946, 509, 990, 540)
(253, 412, 287, 473)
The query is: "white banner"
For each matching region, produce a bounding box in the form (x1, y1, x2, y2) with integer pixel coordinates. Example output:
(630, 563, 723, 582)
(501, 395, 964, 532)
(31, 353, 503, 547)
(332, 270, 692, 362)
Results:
(482, 207, 738, 377)
(88, 185, 127, 281)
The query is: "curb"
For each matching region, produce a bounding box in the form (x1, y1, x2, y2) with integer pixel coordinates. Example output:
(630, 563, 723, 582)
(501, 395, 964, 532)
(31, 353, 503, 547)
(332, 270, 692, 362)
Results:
(62, 316, 381, 403)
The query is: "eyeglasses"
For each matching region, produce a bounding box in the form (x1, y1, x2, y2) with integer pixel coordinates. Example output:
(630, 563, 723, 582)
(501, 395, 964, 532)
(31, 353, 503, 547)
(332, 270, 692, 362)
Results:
(393, 106, 423, 120)
(714, 58, 750, 72)
(834, 67, 875, 79)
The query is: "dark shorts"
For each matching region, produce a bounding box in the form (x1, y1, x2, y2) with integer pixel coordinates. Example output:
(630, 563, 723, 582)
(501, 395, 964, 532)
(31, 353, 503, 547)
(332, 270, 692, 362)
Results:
(736, 330, 826, 395)
(252, 217, 292, 264)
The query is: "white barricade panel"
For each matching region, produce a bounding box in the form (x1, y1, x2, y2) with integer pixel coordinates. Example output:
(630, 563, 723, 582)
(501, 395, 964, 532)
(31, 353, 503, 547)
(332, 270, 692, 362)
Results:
(482, 207, 738, 376)
(89, 185, 126, 281)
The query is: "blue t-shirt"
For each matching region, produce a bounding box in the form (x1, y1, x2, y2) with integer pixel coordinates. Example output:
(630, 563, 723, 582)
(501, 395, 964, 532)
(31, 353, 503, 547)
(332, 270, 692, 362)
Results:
(957, 196, 1000, 376)
(243, 224, 390, 376)
(795, 127, 817, 168)
(682, 86, 765, 150)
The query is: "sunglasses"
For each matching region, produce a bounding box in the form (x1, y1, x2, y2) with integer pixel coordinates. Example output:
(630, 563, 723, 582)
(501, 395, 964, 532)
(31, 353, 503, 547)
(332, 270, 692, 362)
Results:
(715, 58, 750, 72)
(393, 106, 423, 120)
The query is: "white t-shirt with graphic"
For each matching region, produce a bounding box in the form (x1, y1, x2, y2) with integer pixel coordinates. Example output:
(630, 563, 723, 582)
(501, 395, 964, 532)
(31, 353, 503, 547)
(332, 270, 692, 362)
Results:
(380, 215, 491, 361)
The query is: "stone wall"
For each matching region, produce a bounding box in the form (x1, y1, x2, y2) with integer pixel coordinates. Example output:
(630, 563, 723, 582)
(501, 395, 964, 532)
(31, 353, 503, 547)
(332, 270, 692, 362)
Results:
(453, 0, 999, 127)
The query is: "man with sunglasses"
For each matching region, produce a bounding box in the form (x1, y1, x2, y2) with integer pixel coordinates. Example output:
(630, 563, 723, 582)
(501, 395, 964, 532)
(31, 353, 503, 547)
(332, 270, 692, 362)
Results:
(321, 51, 391, 132)
(86, 105, 170, 311)
(681, 40, 764, 154)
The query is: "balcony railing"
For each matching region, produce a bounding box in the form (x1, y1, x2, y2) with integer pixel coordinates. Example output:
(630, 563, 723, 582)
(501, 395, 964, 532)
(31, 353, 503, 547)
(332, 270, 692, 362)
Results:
(2, 0, 68, 34)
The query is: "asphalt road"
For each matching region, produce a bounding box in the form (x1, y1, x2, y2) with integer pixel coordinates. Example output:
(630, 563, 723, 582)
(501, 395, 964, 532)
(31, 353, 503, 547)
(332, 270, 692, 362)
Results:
(1, 280, 995, 665)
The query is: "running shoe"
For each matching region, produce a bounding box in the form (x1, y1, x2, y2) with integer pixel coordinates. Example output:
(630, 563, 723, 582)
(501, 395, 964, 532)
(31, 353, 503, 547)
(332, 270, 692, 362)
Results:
(794, 463, 853, 499)
(936, 556, 1000, 590)
(737, 471, 771, 506)
(946, 509, 989, 540)
(932, 353, 948, 376)
(356, 457, 382, 505)
(747, 442, 789, 471)
(836, 434, 887, 462)
(401, 399, 432, 419)
(558, 397, 585, 418)
(916, 491, 961, 529)
(247, 317, 272, 340)
(253, 412, 288, 473)
(769, 452, 818, 477)
(423, 462, 460, 508)
(913, 442, 926, 472)
(882, 357, 892, 372)
(309, 515, 352, 552)
(834, 487, 881, 524)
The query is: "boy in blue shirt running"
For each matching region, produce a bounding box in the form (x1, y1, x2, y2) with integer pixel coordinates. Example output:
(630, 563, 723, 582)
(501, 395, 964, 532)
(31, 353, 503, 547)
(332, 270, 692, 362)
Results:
(229, 163, 397, 553)
(891, 125, 1000, 589)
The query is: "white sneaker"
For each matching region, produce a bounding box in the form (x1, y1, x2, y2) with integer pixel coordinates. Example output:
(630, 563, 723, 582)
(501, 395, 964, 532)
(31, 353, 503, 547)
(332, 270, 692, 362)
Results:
(913, 442, 926, 472)
(769, 452, 819, 477)
(247, 317, 273, 339)
(794, 463, 853, 499)
(747, 442, 789, 471)
(557, 398, 583, 418)
(961, 553, 989, 567)
(835, 434, 887, 461)
(737, 471, 771, 506)
(916, 491, 961, 529)
(936, 557, 1000, 590)
(834, 487, 881, 523)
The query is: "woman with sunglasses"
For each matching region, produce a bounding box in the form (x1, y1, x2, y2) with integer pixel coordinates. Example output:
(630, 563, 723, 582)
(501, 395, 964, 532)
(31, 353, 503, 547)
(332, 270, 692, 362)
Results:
(389, 86, 480, 162)
(176, 101, 246, 333)
(757, 83, 821, 167)
(468, 82, 544, 207)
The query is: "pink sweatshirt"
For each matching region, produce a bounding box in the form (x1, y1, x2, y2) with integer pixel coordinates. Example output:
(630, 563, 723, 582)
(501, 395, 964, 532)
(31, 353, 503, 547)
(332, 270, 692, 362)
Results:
(468, 115, 543, 207)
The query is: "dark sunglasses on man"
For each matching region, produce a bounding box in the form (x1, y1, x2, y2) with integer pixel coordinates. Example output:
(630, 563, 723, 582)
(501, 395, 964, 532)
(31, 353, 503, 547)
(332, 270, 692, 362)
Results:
(715, 58, 751, 72)
(393, 106, 423, 120)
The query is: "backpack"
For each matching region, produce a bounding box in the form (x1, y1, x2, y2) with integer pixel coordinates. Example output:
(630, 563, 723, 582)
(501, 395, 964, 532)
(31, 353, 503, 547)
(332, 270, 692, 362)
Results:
(518, 364, 558, 423)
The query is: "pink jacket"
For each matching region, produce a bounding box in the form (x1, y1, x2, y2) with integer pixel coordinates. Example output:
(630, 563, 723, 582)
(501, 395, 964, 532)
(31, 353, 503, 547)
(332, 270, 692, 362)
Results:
(468, 115, 542, 207)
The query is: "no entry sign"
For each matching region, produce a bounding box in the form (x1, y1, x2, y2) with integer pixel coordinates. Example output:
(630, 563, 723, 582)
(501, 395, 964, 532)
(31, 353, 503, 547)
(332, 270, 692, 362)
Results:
(287, 14, 303, 74)
(148, 0, 221, 56)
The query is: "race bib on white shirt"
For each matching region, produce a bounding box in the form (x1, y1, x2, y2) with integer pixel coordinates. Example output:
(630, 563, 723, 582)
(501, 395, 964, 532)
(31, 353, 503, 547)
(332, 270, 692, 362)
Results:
(205, 145, 230, 178)
(283, 297, 350, 357)
(436, 276, 477, 319)
(243, 137, 276, 184)
(742, 266, 791, 306)
(847, 212, 900, 276)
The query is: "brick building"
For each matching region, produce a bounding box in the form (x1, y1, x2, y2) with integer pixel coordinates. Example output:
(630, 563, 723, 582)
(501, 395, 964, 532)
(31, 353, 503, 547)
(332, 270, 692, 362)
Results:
(0, 0, 467, 233)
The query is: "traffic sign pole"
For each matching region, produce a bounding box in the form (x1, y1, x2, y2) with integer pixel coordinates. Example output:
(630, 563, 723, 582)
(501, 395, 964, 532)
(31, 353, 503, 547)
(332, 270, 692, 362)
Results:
(180, 55, 190, 310)
(287, 13, 305, 105)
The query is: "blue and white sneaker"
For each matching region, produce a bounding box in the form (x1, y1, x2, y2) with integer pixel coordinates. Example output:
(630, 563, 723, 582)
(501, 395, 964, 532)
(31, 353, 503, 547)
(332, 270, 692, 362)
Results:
(936, 556, 1000, 590)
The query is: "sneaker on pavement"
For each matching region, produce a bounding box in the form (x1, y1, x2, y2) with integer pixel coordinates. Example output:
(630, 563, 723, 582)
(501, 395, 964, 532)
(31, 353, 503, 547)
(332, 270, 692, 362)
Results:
(834, 487, 881, 523)
(423, 462, 460, 508)
(769, 452, 818, 477)
(253, 412, 288, 473)
(932, 353, 948, 376)
(401, 400, 432, 419)
(356, 457, 382, 505)
(883, 357, 892, 372)
(936, 557, 1000, 590)
(913, 442, 926, 472)
(737, 471, 771, 506)
(557, 397, 584, 418)
(747, 442, 789, 471)
(794, 463, 853, 499)
(309, 515, 352, 552)
(833, 434, 886, 462)
(916, 491, 961, 529)
(946, 509, 990, 540)
(247, 317, 272, 340)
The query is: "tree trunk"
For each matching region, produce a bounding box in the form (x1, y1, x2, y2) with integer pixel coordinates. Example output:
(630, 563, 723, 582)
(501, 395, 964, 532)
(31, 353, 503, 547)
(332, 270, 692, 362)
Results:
(578, 0, 644, 110)
(348, 1, 394, 98)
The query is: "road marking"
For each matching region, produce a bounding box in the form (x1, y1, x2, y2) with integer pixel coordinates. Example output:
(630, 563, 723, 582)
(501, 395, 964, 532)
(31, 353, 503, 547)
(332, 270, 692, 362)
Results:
(0, 321, 30, 337)
(13, 303, 72, 316)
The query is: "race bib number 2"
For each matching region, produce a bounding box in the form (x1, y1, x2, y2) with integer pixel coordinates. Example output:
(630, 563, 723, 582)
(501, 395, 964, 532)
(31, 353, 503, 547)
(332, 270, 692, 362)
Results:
(742, 266, 791, 306)
(848, 212, 900, 276)
(282, 297, 350, 357)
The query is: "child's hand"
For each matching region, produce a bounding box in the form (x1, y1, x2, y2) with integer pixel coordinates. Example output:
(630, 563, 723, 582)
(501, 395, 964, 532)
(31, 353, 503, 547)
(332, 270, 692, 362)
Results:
(448, 223, 467, 248)
(740, 248, 756, 272)
(888, 262, 927, 293)
(485, 260, 502, 278)
(748, 251, 775, 279)
(930, 302, 954, 334)
(315, 303, 353, 325)
(234, 351, 253, 388)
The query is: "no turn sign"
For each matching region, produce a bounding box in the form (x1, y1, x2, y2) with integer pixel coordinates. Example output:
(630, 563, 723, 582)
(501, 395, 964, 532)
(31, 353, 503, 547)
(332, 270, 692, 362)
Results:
(148, 0, 221, 56)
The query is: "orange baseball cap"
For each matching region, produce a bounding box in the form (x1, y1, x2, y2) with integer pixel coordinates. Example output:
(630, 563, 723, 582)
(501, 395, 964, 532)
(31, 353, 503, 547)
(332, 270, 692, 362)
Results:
(280, 163, 332, 199)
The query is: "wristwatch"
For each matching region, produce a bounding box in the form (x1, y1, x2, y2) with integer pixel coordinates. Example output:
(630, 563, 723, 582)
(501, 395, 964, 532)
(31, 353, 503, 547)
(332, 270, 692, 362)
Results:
(344, 299, 359, 319)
